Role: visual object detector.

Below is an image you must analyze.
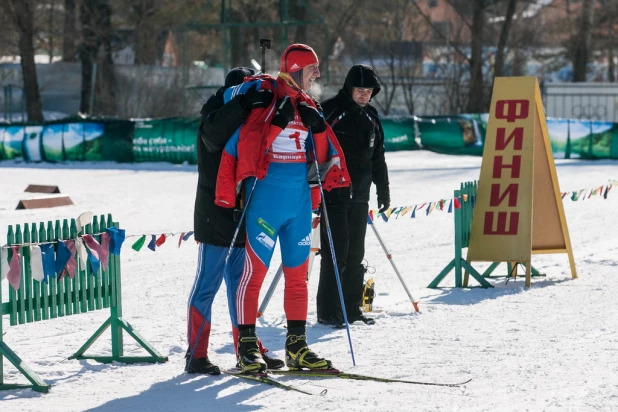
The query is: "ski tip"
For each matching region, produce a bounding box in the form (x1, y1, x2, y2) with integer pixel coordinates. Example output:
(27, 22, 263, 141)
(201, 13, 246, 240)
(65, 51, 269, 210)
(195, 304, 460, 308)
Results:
(412, 302, 420, 312)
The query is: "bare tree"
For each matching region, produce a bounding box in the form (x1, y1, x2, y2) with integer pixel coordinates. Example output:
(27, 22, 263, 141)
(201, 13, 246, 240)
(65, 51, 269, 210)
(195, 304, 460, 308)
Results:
(0, 0, 44, 122)
(493, 0, 517, 78)
(79, 0, 117, 115)
(571, 0, 594, 82)
(62, 0, 77, 61)
(466, 0, 485, 113)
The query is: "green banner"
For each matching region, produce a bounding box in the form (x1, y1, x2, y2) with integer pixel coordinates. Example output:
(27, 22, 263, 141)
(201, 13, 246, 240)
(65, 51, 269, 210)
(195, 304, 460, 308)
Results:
(0, 118, 134, 162)
(133, 118, 198, 164)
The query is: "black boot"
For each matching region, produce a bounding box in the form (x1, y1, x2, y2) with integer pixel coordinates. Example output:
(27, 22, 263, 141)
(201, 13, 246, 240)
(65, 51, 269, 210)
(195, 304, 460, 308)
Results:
(285, 326, 334, 370)
(237, 327, 267, 373)
(262, 352, 285, 370)
(185, 348, 221, 375)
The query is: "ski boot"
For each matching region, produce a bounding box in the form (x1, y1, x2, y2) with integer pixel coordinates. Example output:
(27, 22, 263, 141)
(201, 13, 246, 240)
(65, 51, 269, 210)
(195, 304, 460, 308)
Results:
(263, 352, 285, 370)
(285, 328, 334, 370)
(237, 327, 267, 373)
(185, 348, 221, 375)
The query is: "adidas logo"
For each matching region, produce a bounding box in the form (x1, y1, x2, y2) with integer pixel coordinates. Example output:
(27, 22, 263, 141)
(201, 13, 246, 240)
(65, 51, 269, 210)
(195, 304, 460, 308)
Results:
(298, 234, 311, 246)
(290, 63, 300, 70)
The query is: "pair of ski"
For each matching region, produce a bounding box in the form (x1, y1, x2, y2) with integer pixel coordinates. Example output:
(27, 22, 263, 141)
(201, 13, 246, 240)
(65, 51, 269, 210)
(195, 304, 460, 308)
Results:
(223, 368, 472, 396)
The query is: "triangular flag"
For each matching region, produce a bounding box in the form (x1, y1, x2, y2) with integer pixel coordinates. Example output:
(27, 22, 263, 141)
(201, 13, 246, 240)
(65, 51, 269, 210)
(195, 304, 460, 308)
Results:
(182, 231, 194, 241)
(100, 232, 110, 266)
(448, 200, 453, 213)
(400, 206, 412, 217)
(76, 238, 88, 267)
(156, 234, 167, 247)
(76, 211, 93, 233)
(604, 184, 611, 199)
(561, 192, 567, 199)
(55, 240, 72, 275)
(178, 232, 185, 248)
(462, 194, 468, 202)
(107, 227, 126, 255)
(30, 245, 44, 282)
(381, 212, 389, 222)
(439, 200, 445, 211)
(39, 243, 56, 283)
(65, 240, 77, 278)
(147, 235, 157, 251)
(132, 235, 146, 252)
(385, 208, 393, 218)
(368, 210, 374, 222)
(454, 197, 461, 209)
(366, 215, 372, 225)
(411, 205, 417, 218)
(1, 247, 9, 281)
(7, 246, 21, 291)
(571, 191, 578, 201)
(82, 234, 108, 271)
(426, 202, 432, 216)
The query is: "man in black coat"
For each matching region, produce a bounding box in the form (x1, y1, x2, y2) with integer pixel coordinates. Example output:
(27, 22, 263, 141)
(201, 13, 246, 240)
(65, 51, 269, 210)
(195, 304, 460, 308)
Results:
(316, 64, 390, 326)
(187, 67, 284, 374)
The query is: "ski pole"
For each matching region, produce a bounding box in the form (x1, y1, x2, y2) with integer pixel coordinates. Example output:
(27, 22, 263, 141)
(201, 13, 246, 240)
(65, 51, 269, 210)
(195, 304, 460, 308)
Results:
(309, 128, 356, 366)
(259, 38, 272, 73)
(257, 215, 320, 317)
(368, 218, 419, 312)
(257, 264, 283, 318)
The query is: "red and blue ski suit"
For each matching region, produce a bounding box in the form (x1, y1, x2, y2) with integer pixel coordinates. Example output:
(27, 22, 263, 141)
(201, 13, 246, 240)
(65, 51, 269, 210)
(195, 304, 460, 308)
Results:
(216, 74, 350, 326)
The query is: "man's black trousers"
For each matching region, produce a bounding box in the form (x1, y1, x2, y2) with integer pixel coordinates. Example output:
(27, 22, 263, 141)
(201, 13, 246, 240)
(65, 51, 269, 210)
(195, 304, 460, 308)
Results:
(316, 201, 369, 320)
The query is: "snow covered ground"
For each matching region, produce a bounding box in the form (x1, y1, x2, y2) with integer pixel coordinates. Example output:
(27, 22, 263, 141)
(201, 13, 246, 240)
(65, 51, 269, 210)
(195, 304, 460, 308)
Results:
(1, 151, 617, 412)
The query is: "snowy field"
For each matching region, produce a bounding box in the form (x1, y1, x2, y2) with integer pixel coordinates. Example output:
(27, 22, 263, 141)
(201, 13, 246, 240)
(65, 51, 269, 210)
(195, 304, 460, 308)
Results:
(1, 151, 617, 412)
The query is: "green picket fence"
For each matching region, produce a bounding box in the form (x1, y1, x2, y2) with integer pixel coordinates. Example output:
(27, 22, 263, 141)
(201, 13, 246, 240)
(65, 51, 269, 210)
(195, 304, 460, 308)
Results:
(0, 214, 167, 393)
(428, 181, 543, 288)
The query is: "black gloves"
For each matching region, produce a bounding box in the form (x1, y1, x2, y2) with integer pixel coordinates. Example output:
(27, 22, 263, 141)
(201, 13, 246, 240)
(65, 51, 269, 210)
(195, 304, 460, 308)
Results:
(297, 101, 327, 133)
(377, 191, 390, 213)
(271, 97, 295, 129)
(240, 84, 273, 110)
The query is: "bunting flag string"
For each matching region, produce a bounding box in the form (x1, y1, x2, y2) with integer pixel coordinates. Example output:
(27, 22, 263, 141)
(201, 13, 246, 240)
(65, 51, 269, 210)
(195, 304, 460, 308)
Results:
(367, 179, 617, 222)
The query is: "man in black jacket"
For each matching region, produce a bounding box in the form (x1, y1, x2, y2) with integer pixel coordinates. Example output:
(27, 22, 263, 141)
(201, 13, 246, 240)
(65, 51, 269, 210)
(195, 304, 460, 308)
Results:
(316, 64, 390, 326)
(186, 67, 284, 374)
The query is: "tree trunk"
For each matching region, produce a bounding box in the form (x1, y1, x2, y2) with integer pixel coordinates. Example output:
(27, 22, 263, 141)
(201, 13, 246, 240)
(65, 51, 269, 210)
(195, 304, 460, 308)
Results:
(79, 0, 117, 116)
(133, 0, 158, 65)
(1, 0, 44, 122)
(494, 0, 517, 78)
(609, 47, 615, 82)
(62, 0, 77, 61)
(466, 0, 485, 113)
(293, 1, 307, 44)
(572, 0, 594, 82)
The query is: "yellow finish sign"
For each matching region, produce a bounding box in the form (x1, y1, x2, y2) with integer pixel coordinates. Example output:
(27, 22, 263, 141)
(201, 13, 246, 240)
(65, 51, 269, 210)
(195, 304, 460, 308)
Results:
(467, 76, 577, 287)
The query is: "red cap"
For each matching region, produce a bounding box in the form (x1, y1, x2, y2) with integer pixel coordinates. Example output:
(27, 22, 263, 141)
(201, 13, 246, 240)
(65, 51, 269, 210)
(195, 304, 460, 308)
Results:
(280, 44, 319, 73)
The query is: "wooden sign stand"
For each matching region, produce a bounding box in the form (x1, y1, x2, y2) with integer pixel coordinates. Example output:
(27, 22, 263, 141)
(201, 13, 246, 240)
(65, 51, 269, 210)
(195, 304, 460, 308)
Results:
(466, 76, 577, 287)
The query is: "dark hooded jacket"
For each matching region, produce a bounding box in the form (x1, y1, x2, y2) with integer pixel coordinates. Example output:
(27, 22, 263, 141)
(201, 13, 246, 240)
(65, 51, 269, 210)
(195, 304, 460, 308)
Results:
(320, 64, 389, 204)
(194, 67, 254, 246)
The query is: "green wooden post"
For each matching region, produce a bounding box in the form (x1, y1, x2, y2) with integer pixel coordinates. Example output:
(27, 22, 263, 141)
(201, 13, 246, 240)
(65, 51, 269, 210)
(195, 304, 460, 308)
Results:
(7, 227, 17, 326)
(15, 225, 26, 325)
(69, 220, 81, 315)
(46, 222, 58, 319)
(92, 216, 103, 310)
(23, 224, 33, 323)
(39, 223, 49, 320)
(85, 222, 95, 311)
(54, 220, 65, 318)
(62, 219, 74, 316)
(100, 215, 110, 308)
(31, 223, 41, 322)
